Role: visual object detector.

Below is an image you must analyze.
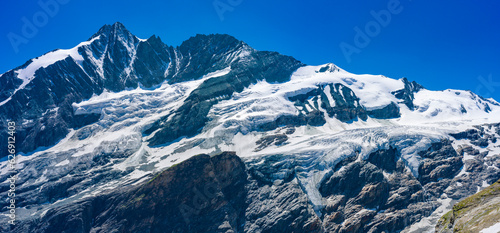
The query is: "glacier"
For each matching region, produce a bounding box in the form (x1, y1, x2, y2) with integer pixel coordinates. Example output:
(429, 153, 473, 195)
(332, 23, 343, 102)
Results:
(1, 23, 499, 232)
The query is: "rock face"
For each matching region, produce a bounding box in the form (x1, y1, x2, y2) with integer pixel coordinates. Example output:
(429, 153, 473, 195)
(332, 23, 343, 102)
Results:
(435, 179, 500, 233)
(391, 77, 423, 110)
(317, 140, 464, 233)
(10, 152, 323, 233)
(287, 83, 369, 123)
(11, 152, 248, 233)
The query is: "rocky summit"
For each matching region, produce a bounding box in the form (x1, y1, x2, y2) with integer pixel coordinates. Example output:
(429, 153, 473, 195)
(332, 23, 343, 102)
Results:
(1, 23, 500, 233)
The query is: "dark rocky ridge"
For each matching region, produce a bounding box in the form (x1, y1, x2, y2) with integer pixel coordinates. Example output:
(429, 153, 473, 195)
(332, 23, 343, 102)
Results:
(288, 83, 369, 122)
(392, 77, 423, 110)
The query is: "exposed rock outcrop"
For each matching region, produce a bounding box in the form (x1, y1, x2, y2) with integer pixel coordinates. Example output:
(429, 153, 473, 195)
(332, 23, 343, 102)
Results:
(436, 179, 500, 233)
(11, 152, 247, 233)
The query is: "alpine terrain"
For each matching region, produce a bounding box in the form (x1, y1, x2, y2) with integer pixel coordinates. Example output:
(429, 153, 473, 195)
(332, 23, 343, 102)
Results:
(1, 22, 500, 233)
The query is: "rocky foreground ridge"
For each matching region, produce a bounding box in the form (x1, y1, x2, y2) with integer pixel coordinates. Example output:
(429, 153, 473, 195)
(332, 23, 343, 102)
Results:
(436, 179, 500, 233)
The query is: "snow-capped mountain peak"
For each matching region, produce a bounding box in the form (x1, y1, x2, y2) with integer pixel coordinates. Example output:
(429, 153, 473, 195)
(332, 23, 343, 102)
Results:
(1, 23, 500, 233)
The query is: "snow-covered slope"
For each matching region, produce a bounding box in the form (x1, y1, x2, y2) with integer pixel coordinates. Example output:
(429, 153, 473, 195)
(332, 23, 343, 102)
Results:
(209, 63, 499, 133)
(0, 36, 100, 107)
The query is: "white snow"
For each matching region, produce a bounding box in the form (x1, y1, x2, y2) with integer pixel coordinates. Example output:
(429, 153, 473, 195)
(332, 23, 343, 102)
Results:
(207, 64, 500, 136)
(481, 222, 500, 233)
(323, 84, 336, 107)
(55, 159, 70, 167)
(290, 64, 404, 110)
(406, 89, 498, 123)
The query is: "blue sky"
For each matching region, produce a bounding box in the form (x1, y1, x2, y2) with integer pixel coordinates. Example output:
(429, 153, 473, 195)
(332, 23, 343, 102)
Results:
(1, 0, 500, 100)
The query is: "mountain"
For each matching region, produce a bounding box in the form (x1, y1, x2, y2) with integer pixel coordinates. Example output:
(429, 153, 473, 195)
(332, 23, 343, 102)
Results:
(1, 22, 500, 233)
(0, 22, 300, 157)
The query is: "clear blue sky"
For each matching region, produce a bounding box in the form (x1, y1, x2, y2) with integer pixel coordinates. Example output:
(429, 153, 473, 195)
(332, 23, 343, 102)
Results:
(1, 0, 499, 100)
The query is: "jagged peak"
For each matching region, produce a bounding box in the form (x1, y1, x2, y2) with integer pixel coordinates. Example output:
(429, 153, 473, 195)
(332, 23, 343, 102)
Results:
(183, 33, 241, 44)
(89, 22, 137, 42)
(316, 63, 344, 73)
(179, 33, 247, 54)
(399, 77, 424, 92)
(145, 34, 166, 45)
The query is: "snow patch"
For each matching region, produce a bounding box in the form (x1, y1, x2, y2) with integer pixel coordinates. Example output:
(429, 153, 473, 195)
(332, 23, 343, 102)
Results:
(480, 222, 500, 233)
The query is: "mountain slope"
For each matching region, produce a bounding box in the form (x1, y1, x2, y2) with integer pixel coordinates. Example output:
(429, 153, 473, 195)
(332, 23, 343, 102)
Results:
(1, 23, 500, 233)
(436, 179, 500, 233)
